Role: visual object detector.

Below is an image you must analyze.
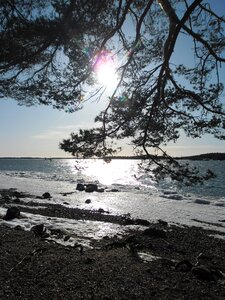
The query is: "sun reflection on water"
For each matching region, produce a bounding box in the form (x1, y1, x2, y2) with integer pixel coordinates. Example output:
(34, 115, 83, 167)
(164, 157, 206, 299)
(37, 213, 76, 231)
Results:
(83, 159, 138, 186)
(68, 159, 140, 186)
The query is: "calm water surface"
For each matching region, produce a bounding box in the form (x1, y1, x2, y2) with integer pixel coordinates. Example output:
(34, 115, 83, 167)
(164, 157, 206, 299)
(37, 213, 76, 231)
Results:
(0, 158, 224, 198)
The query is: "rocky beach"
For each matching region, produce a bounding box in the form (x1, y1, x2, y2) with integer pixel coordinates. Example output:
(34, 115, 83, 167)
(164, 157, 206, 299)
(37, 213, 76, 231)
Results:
(1, 188, 225, 299)
(1, 0, 225, 297)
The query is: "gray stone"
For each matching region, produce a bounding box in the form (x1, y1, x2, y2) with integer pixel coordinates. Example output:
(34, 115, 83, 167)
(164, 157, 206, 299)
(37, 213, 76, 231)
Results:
(85, 184, 98, 193)
(3, 207, 20, 220)
(110, 188, 119, 192)
(31, 224, 47, 237)
(76, 183, 85, 191)
(192, 265, 215, 281)
(158, 219, 168, 226)
(134, 218, 150, 226)
(13, 198, 21, 204)
(175, 260, 193, 272)
(42, 192, 51, 199)
(143, 227, 166, 238)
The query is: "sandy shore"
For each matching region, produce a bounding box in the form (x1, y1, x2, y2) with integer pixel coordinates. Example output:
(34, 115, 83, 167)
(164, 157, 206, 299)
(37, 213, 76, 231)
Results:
(1, 188, 225, 299)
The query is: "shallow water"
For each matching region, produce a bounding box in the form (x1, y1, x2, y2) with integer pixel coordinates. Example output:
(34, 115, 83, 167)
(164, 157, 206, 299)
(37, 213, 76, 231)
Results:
(0, 158, 224, 197)
(0, 158, 225, 242)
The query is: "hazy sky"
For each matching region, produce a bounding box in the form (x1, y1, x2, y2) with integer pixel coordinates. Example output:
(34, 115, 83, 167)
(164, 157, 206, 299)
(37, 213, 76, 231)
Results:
(0, 1, 224, 158)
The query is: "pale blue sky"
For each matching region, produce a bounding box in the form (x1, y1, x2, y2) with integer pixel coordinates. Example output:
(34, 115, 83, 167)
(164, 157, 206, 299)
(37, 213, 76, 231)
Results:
(1, 97, 224, 157)
(0, 97, 107, 157)
(0, 1, 224, 158)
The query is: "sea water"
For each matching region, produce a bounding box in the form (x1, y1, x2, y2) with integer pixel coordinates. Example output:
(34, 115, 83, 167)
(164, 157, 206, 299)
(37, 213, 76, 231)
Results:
(0, 158, 225, 243)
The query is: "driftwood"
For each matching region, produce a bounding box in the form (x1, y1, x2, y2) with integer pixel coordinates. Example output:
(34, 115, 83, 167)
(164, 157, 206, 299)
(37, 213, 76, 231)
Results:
(9, 248, 47, 273)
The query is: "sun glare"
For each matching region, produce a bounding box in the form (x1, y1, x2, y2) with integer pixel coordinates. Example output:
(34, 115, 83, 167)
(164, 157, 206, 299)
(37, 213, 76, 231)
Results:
(93, 50, 118, 87)
(97, 63, 116, 85)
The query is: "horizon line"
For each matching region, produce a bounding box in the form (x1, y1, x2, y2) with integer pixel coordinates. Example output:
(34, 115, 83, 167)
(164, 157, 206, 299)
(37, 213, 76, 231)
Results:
(0, 152, 224, 159)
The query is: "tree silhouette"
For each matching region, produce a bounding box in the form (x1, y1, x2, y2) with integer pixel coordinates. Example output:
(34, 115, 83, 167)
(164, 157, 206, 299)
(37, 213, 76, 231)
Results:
(1, 0, 225, 183)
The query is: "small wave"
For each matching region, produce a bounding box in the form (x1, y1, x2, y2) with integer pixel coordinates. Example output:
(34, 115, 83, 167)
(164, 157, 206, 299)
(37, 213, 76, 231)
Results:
(0, 170, 77, 184)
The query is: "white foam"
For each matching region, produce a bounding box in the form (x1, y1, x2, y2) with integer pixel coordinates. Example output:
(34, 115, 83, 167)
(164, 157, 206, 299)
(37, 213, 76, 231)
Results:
(209, 234, 225, 240)
(8, 204, 47, 210)
(138, 252, 161, 262)
(0, 207, 135, 247)
(1, 166, 225, 238)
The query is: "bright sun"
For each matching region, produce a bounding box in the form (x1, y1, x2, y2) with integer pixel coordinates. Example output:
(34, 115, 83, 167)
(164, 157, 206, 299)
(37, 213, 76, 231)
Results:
(93, 50, 118, 87)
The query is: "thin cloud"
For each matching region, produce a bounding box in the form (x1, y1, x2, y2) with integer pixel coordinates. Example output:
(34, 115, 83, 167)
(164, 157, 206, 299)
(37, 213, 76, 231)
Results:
(32, 123, 92, 140)
(32, 130, 65, 140)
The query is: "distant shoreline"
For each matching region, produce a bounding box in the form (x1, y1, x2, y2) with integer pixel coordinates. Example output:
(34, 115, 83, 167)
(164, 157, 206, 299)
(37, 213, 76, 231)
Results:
(0, 152, 225, 160)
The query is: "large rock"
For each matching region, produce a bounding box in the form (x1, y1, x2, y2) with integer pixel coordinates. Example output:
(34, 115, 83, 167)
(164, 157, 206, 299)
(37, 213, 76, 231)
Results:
(124, 218, 135, 225)
(3, 195, 11, 202)
(13, 191, 30, 198)
(50, 228, 64, 238)
(110, 188, 119, 192)
(76, 183, 85, 191)
(3, 207, 20, 220)
(134, 218, 150, 226)
(158, 219, 168, 226)
(85, 184, 98, 193)
(175, 260, 193, 272)
(13, 191, 23, 198)
(42, 192, 51, 199)
(192, 265, 216, 281)
(143, 227, 166, 238)
(13, 198, 21, 204)
(31, 224, 46, 237)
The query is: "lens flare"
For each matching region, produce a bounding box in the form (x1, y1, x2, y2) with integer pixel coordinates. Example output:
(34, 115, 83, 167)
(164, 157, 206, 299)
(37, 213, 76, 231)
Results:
(93, 50, 118, 86)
